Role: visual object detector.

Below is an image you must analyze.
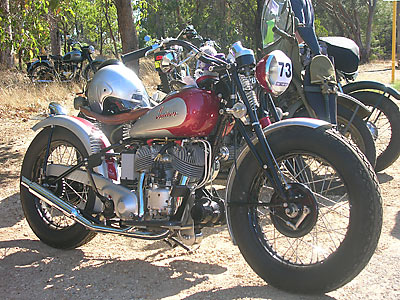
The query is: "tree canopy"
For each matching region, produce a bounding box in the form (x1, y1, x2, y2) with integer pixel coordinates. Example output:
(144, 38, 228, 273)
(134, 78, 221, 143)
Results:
(0, 0, 395, 70)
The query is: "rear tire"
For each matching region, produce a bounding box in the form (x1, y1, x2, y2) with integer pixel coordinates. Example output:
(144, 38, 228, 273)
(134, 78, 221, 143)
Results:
(29, 63, 56, 83)
(227, 126, 382, 294)
(20, 127, 97, 249)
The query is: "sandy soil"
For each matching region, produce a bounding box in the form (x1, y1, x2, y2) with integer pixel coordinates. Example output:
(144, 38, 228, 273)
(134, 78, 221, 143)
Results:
(0, 62, 400, 300)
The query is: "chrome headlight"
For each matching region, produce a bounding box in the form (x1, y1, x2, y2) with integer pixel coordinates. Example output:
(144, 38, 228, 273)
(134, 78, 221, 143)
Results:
(88, 45, 95, 54)
(255, 50, 292, 96)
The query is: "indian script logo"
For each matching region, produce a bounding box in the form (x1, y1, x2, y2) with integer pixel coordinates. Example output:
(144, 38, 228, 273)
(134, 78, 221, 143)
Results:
(156, 106, 178, 120)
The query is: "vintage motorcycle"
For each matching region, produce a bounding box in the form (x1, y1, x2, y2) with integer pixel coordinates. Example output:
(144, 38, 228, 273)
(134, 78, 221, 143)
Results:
(300, 35, 400, 172)
(20, 38, 382, 294)
(27, 41, 104, 83)
(261, 0, 377, 167)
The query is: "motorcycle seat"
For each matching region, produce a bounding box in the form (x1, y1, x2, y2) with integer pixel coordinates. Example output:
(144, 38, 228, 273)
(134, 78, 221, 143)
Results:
(50, 55, 63, 60)
(79, 106, 150, 125)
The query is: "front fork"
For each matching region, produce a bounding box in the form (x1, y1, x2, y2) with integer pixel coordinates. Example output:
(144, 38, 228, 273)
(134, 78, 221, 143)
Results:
(231, 69, 288, 200)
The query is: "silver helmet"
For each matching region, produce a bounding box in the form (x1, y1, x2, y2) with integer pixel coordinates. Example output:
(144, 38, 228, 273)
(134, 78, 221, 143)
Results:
(87, 63, 150, 114)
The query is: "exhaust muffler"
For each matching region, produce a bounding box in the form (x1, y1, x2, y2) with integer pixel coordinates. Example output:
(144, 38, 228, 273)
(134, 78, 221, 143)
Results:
(21, 176, 169, 240)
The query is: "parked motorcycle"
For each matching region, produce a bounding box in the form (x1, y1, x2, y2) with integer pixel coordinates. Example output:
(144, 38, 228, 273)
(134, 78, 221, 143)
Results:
(300, 35, 400, 172)
(27, 41, 104, 83)
(20, 38, 382, 294)
(261, 0, 377, 167)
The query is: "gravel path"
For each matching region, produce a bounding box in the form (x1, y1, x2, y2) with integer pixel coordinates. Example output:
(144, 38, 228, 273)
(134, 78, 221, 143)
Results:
(0, 63, 399, 299)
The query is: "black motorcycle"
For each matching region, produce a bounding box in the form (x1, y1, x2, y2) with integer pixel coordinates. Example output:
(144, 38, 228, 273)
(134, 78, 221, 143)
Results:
(27, 41, 104, 83)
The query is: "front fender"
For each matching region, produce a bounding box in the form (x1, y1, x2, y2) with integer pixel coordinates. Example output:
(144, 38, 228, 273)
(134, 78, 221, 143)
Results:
(337, 92, 371, 119)
(32, 115, 116, 180)
(342, 80, 400, 100)
(224, 118, 331, 244)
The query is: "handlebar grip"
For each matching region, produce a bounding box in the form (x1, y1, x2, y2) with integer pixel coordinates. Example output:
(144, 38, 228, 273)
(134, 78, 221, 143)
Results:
(272, 26, 295, 41)
(121, 46, 153, 64)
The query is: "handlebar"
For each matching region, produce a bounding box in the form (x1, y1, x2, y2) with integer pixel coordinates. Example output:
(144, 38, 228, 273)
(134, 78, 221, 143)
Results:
(272, 26, 296, 42)
(121, 46, 153, 64)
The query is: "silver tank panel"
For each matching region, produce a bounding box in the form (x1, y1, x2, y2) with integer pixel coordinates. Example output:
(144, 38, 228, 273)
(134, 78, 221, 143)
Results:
(129, 97, 187, 138)
(63, 50, 82, 62)
(87, 64, 150, 114)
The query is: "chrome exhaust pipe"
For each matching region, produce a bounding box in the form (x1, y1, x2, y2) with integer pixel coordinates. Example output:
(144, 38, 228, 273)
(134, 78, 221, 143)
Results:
(21, 176, 170, 240)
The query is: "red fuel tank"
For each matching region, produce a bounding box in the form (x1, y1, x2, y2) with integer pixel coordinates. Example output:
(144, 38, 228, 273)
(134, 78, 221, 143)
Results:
(129, 87, 220, 138)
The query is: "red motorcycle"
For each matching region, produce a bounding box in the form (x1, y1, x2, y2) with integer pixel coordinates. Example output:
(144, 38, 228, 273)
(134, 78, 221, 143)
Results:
(20, 38, 382, 294)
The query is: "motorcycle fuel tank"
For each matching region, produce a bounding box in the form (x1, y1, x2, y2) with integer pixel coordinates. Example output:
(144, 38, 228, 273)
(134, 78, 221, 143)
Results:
(129, 87, 219, 138)
(63, 50, 83, 62)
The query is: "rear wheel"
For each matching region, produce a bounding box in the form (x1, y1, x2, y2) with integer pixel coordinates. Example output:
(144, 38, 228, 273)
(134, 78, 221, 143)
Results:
(29, 64, 57, 83)
(20, 127, 97, 249)
(228, 126, 382, 294)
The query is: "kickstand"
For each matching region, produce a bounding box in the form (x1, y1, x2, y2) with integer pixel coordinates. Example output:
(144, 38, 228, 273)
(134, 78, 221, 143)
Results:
(164, 237, 191, 252)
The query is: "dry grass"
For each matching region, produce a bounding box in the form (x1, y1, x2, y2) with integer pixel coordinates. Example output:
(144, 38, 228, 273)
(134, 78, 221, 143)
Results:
(0, 58, 160, 120)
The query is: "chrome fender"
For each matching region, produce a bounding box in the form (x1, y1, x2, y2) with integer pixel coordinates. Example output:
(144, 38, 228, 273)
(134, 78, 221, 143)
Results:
(224, 117, 331, 245)
(32, 114, 116, 180)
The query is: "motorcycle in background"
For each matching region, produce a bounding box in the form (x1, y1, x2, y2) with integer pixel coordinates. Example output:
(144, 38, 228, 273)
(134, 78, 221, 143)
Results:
(260, 0, 377, 167)
(20, 37, 382, 294)
(27, 40, 104, 83)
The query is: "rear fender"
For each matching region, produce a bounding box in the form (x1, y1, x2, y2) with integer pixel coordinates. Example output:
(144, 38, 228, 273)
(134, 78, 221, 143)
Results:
(342, 80, 400, 100)
(225, 118, 331, 244)
(27, 60, 52, 74)
(32, 114, 118, 181)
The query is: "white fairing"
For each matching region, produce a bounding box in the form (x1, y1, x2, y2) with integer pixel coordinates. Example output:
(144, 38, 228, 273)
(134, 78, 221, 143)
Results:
(87, 64, 150, 114)
(129, 97, 187, 138)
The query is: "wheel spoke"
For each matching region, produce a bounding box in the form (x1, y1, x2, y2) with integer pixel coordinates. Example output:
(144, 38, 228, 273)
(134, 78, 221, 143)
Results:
(253, 153, 350, 266)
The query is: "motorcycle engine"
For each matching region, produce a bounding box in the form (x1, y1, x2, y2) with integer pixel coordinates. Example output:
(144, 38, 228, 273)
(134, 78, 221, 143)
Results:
(118, 141, 209, 220)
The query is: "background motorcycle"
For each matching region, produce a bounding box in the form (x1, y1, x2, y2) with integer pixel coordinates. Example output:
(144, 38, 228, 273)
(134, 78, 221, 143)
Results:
(261, 0, 377, 167)
(27, 40, 104, 83)
(301, 35, 400, 172)
(20, 38, 382, 294)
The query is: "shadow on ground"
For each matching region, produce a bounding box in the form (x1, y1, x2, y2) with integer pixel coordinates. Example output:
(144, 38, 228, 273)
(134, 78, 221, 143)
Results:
(0, 144, 23, 186)
(0, 238, 339, 300)
(391, 211, 400, 240)
(0, 193, 24, 229)
(0, 239, 227, 300)
(377, 172, 394, 184)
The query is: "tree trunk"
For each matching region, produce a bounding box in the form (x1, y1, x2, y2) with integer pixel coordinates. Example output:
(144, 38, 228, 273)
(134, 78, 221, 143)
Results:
(114, 0, 139, 73)
(49, 10, 61, 56)
(0, 0, 14, 69)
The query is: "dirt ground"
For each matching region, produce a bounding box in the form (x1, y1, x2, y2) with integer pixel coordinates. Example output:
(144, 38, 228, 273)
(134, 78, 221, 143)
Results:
(1, 62, 400, 300)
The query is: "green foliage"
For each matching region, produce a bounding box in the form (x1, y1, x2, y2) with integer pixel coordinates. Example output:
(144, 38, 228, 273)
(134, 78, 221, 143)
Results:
(0, 0, 395, 68)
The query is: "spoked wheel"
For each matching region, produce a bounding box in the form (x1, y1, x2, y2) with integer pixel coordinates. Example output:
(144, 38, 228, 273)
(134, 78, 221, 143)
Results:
(228, 126, 382, 294)
(20, 127, 96, 249)
(29, 64, 57, 83)
(349, 91, 400, 172)
(336, 105, 376, 167)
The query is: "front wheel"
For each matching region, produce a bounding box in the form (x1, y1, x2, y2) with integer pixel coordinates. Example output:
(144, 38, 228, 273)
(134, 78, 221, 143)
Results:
(227, 126, 382, 294)
(336, 104, 376, 167)
(83, 61, 103, 81)
(349, 91, 400, 172)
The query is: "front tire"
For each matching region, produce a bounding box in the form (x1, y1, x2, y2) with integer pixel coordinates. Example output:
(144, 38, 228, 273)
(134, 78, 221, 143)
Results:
(349, 91, 400, 172)
(20, 127, 97, 249)
(227, 126, 382, 294)
(336, 104, 376, 167)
